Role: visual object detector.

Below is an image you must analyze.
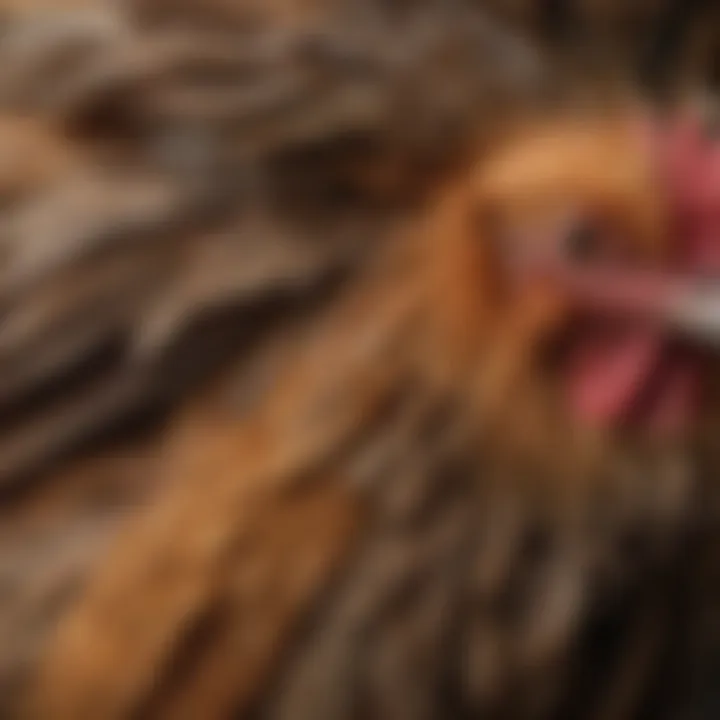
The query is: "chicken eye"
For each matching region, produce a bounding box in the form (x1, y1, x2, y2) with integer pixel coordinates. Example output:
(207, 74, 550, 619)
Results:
(563, 220, 601, 261)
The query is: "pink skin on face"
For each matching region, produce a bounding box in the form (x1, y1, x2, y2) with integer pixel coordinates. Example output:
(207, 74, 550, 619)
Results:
(534, 114, 719, 434)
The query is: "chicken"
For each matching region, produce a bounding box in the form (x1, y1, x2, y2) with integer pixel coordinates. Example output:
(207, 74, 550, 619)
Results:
(15, 103, 717, 720)
(0, 1, 718, 719)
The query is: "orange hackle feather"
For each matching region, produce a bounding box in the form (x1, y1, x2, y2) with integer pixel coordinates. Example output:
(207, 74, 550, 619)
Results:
(31, 113, 676, 719)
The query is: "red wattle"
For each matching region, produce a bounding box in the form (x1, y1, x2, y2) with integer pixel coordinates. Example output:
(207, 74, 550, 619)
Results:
(642, 356, 699, 435)
(565, 327, 661, 426)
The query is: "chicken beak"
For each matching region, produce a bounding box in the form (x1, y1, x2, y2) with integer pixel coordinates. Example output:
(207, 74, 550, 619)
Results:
(520, 261, 720, 348)
(665, 282, 720, 347)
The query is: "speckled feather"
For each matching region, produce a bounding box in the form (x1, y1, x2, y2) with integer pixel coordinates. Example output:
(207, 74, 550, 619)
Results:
(0, 2, 716, 719)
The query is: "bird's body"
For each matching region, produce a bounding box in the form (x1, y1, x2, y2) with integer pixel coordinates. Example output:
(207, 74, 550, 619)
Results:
(21, 114, 720, 720)
(0, 1, 718, 719)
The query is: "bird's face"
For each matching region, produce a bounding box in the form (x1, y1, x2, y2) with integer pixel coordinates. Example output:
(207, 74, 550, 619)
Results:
(451, 112, 720, 440)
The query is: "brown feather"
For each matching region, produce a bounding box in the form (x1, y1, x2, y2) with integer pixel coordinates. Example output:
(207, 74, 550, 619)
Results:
(0, 1, 715, 719)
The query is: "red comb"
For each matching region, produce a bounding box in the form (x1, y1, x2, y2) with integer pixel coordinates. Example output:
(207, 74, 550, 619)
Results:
(646, 112, 720, 270)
